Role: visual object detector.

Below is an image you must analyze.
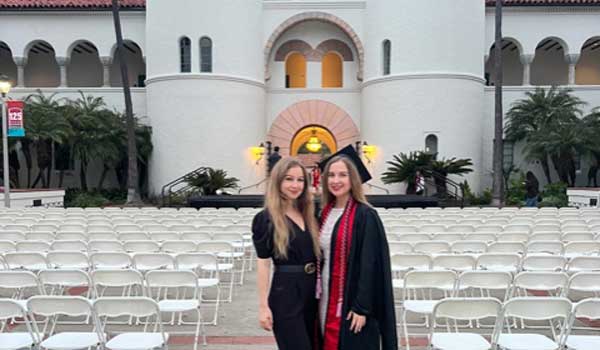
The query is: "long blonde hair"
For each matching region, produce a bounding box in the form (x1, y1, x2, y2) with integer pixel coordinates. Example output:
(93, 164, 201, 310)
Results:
(321, 155, 370, 207)
(265, 158, 320, 259)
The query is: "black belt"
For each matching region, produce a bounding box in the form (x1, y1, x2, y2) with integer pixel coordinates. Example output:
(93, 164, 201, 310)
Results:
(275, 263, 316, 274)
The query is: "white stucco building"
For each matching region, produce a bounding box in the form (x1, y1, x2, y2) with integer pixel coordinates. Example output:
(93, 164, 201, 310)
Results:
(1, 0, 600, 195)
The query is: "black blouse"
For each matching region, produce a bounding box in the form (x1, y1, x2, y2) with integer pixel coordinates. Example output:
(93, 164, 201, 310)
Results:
(251, 210, 316, 266)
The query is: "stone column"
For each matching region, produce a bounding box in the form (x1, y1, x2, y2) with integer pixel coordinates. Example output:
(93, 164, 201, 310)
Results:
(519, 54, 534, 86)
(13, 56, 27, 87)
(55, 56, 69, 87)
(100, 56, 112, 87)
(565, 53, 580, 85)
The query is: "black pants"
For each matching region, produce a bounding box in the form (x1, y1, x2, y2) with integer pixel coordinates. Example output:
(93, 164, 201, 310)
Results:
(269, 271, 317, 350)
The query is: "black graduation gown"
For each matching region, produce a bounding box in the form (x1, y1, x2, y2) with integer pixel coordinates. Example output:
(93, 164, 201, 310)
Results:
(323, 203, 398, 350)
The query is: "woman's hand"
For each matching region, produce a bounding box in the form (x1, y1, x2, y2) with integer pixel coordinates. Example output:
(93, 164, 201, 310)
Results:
(259, 305, 273, 331)
(347, 311, 366, 333)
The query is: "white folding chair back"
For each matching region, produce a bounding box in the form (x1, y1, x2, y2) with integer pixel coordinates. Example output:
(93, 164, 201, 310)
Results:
(149, 232, 180, 242)
(16, 241, 50, 252)
(451, 241, 488, 254)
(526, 241, 564, 256)
(0, 299, 37, 349)
(91, 269, 145, 297)
(88, 240, 124, 252)
(133, 253, 176, 271)
(0, 270, 42, 296)
(90, 252, 132, 270)
(388, 241, 413, 255)
(565, 298, 600, 350)
(93, 297, 169, 350)
(488, 242, 525, 254)
(397, 233, 430, 243)
(47, 251, 90, 270)
(0, 231, 26, 242)
(0, 240, 16, 253)
(119, 232, 149, 242)
(25, 232, 54, 242)
(161, 240, 197, 253)
(391, 253, 432, 274)
(50, 240, 88, 252)
(432, 254, 476, 272)
(4, 252, 49, 270)
(457, 271, 512, 300)
(124, 240, 160, 253)
(564, 241, 600, 259)
(567, 256, 600, 273)
(477, 253, 521, 273)
(565, 272, 600, 299)
(522, 255, 567, 272)
(512, 271, 569, 297)
(413, 241, 451, 255)
(38, 269, 92, 297)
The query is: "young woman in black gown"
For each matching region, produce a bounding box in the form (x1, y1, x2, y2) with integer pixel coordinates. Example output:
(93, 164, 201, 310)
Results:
(252, 158, 321, 350)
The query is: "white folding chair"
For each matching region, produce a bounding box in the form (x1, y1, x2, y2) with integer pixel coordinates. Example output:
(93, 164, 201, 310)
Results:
(511, 272, 569, 298)
(89, 252, 132, 270)
(119, 232, 150, 242)
(25, 232, 55, 242)
(91, 269, 145, 298)
(496, 297, 571, 350)
(181, 232, 212, 242)
(161, 240, 198, 254)
(477, 253, 521, 274)
(391, 253, 432, 289)
(464, 233, 496, 243)
(38, 269, 93, 299)
(432, 254, 476, 272)
(27, 296, 102, 350)
(388, 241, 414, 255)
(522, 255, 567, 272)
(429, 298, 501, 350)
(0, 299, 37, 349)
(414, 241, 451, 255)
(88, 232, 119, 241)
(94, 297, 169, 350)
(50, 240, 88, 252)
(16, 241, 50, 253)
(432, 234, 464, 244)
(400, 270, 457, 350)
(55, 232, 87, 241)
(565, 298, 600, 349)
(565, 272, 600, 300)
(0, 271, 42, 305)
(4, 252, 49, 271)
(451, 241, 488, 255)
(146, 270, 206, 349)
(197, 241, 236, 302)
(175, 253, 223, 325)
(497, 232, 529, 243)
(132, 253, 175, 272)
(567, 257, 600, 274)
(488, 242, 526, 255)
(124, 240, 160, 253)
(457, 271, 513, 301)
(530, 232, 562, 242)
(0, 231, 26, 242)
(88, 240, 124, 253)
(397, 233, 431, 243)
(0, 240, 16, 253)
(564, 241, 600, 259)
(526, 241, 564, 256)
(562, 233, 595, 242)
(46, 251, 90, 270)
(149, 232, 180, 242)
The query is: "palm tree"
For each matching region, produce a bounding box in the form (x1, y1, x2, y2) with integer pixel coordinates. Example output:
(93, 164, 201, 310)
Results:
(430, 157, 474, 196)
(505, 87, 585, 185)
(65, 92, 111, 191)
(111, 0, 140, 203)
(580, 110, 600, 186)
(24, 90, 72, 188)
(492, 0, 504, 206)
(381, 152, 434, 194)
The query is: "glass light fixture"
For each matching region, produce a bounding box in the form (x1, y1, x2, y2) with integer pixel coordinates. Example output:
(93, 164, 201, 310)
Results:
(306, 129, 322, 153)
(0, 75, 11, 96)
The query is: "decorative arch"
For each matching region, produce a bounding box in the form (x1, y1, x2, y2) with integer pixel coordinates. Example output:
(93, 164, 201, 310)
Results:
(267, 100, 360, 157)
(275, 40, 313, 61)
(577, 37, 600, 85)
(316, 39, 353, 61)
(264, 12, 364, 81)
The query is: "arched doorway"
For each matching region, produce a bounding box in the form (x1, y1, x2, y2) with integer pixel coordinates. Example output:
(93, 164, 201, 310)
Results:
(267, 100, 360, 166)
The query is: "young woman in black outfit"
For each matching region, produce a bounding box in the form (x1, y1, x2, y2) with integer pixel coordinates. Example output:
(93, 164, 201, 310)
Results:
(252, 158, 321, 350)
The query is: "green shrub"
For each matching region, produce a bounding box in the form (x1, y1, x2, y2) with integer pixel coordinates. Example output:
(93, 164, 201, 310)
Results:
(505, 173, 526, 206)
(66, 192, 109, 208)
(461, 181, 493, 206)
(539, 182, 568, 208)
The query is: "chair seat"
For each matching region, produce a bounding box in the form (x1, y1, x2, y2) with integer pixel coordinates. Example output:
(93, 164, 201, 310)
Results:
(202, 263, 233, 271)
(157, 299, 199, 312)
(566, 335, 600, 350)
(216, 252, 244, 259)
(198, 278, 220, 287)
(497, 334, 560, 350)
(105, 332, 169, 350)
(403, 300, 438, 314)
(0, 333, 36, 350)
(40, 332, 101, 350)
(432, 333, 491, 350)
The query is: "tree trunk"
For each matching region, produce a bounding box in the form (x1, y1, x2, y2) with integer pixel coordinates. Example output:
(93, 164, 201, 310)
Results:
(97, 164, 110, 190)
(58, 170, 65, 188)
(112, 0, 140, 204)
(540, 155, 552, 185)
(491, 0, 505, 206)
(21, 140, 32, 188)
(80, 160, 88, 191)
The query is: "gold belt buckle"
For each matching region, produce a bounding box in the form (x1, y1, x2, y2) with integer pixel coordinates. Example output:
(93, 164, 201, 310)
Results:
(304, 262, 316, 274)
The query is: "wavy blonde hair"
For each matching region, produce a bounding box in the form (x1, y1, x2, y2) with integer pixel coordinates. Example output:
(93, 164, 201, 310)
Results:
(265, 158, 320, 259)
(321, 155, 370, 207)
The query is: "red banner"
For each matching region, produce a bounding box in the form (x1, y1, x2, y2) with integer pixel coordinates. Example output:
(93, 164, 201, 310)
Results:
(6, 100, 25, 137)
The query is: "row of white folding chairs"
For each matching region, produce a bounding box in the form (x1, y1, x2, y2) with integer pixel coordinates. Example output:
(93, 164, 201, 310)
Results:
(0, 230, 251, 243)
(386, 223, 600, 233)
(403, 296, 600, 350)
(0, 295, 198, 350)
(384, 219, 600, 227)
(0, 239, 244, 255)
(393, 232, 600, 243)
(0, 223, 251, 234)
(390, 253, 600, 275)
(390, 240, 600, 257)
(0, 217, 254, 228)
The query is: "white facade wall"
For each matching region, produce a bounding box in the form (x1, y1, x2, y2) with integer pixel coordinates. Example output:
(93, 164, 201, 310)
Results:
(1, 2, 600, 196)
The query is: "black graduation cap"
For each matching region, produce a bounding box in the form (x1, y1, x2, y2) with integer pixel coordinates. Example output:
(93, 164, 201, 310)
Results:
(318, 145, 372, 183)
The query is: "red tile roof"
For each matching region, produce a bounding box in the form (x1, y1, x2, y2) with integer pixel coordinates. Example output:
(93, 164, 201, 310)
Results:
(0, 0, 598, 9)
(0, 0, 145, 9)
(486, 0, 600, 5)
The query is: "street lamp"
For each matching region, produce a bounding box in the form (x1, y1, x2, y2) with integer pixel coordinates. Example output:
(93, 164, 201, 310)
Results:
(0, 74, 12, 208)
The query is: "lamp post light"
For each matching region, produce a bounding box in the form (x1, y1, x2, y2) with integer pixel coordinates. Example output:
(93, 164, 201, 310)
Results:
(0, 75, 12, 208)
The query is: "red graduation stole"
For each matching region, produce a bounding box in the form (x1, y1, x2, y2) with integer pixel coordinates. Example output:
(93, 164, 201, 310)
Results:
(319, 198, 357, 350)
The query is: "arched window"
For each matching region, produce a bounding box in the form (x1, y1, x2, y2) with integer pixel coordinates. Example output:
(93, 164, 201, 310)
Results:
(322, 52, 343, 88)
(382, 40, 391, 75)
(425, 134, 438, 156)
(199, 37, 212, 73)
(285, 53, 306, 88)
(180, 37, 191, 73)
